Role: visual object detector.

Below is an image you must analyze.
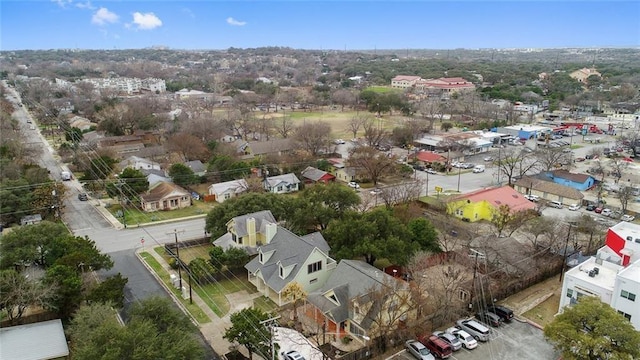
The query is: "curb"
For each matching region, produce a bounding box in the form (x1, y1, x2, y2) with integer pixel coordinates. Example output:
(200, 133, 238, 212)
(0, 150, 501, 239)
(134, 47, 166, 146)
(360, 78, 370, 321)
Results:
(134, 249, 200, 327)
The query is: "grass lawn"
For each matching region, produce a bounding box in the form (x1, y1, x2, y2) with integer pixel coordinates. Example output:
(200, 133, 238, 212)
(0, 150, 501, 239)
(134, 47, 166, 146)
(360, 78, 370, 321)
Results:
(139, 252, 211, 324)
(155, 244, 213, 265)
(522, 293, 560, 328)
(365, 86, 399, 94)
(570, 144, 583, 149)
(108, 200, 213, 226)
(253, 296, 278, 314)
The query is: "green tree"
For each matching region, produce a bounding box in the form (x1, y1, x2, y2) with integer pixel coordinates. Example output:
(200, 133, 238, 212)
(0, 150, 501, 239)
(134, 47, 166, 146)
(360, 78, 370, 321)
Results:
(188, 257, 217, 284)
(168, 163, 199, 186)
(544, 296, 640, 360)
(288, 183, 361, 233)
(65, 126, 84, 144)
(441, 122, 454, 132)
(83, 155, 116, 180)
(224, 307, 272, 360)
(407, 218, 441, 253)
(42, 235, 113, 271)
(86, 273, 128, 308)
(0, 221, 69, 269)
(118, 167, 149, 194)
(325, 208, 412, 265)
(44, 264, 83, 318)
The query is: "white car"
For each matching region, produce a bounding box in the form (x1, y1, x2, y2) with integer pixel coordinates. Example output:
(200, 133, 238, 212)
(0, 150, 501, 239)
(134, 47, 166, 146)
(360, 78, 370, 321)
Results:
(621, 214, 635, 222)
(282, 351, 305, 360)
(445, 327, 477, 350)
(524, 194, 540, 202)
(568, 204, 580, 211)
(483, 156, 494, 162)
(404, 340, 435, 360)
(432, 331, 462, 351)
(601, 208, 612, 217)
(370, 188, 382, 195)
(348, 181, 360, 189)
(334, 139, 346, 145)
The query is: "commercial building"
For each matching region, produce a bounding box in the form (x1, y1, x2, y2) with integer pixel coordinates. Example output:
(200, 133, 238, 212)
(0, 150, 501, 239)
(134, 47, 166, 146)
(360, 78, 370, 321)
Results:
(559, 222, 640, 330)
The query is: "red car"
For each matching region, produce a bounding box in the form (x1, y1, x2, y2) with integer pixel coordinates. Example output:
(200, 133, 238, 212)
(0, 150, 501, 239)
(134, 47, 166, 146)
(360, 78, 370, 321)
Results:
(594, 207, 603, 214)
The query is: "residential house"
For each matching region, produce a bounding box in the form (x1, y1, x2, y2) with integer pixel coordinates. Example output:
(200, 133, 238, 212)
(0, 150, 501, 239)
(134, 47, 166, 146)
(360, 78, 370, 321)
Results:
(245, 223, 337, 306)
(119, 156, 161, 171)
(329, 161, 357, 183)
(140, 181, 191, 212)
(214, 210, 278, 254)
(559, 222, 640, 330)
(208, 179, 248, 203)
(263, 173, 301, 194)
(301, 166, 336, 184)
(20, 214, 42, 226)
(514, 176, 584, 205)
(412, 151, 447, 164)
(415, 77, 476, 94)
(185, 160, 207, 177)
(238, 139, 296, 159)
(0, 319, 69, 360)
(141, 169, 172, 188)
(569, 68, 602, 83)
(545, 170, 595, 191)
(447, 186, 536, 222)
(304, 260, 411, 342)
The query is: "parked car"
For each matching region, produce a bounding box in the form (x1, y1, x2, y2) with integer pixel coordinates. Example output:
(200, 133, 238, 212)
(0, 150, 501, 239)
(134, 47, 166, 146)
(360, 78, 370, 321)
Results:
(472, 165, 485, 173)
(621, 215, 635, 222)
(549, 200, 563, 209)
(483, 156, 494, 162)
(432, 331, 462, 351)
(445, 328, 477, 350)
(586, 204, 596, 211)
(575, 157, 586, 162)
(601, 208, 612, 217)
(420, 335, 452, 359)
(524, 194, 540, 202)
(405, 340, 435, 360)
(456, 319, 490, 342)
(334, 139, 346, 145)
(370, 188, 382, 195)
(475, 311, 503, 327)
(78, 193, 88, 201)
(487, 305, 514, 322)
(282, 351, 305, 360)
(462, 163, 475, 169)
(348, 181, 360, 189)
(594, 207, 603, 214)
(568, 204, 580, 211)
(426, 168, 437, 175)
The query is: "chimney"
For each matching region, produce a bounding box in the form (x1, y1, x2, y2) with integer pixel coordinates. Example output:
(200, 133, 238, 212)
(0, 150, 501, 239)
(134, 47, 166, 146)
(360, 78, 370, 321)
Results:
(265, 222, 277, 244)
(246, 217, 256, 246)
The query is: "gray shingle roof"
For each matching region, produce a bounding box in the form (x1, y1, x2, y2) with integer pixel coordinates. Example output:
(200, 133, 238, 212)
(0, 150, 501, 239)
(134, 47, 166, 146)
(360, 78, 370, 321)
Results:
(301, 166, 330, 181)
(249, 139, 295, 155)
(209, 179, 248, 196)
(306, 260, 396, 327)
(245, 226, 330, 293)
(515, 176, 584, 200)
(229, 210, 277, 238)
(264, 173, 301, 188)
(185, 160, 206, 173)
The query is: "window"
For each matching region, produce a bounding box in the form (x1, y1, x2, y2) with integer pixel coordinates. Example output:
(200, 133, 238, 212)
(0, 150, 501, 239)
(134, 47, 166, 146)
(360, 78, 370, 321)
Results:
(279, 266, 284, 278)
(259, 253, 263, 263)
(566, 288, 574, 298)
(458, 289, 469, 301)
(621, 290, 636, 302)
(309, 278, 317, 284)
(618, 310, 632, 321)
(308, 261, 322, 274)
(455, 209, 463, 216)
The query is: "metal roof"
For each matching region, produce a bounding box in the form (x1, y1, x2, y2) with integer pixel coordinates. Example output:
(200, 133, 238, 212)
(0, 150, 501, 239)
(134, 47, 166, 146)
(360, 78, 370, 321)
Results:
(0, 319, 69, 360)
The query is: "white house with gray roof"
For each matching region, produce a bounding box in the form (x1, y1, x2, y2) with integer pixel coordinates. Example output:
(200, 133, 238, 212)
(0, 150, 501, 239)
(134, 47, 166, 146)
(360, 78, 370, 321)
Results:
(263, 173, 301, 194)
(245, 224, 337, 306)
(214, 210, 278, 254)
(208, 179, 248, 203)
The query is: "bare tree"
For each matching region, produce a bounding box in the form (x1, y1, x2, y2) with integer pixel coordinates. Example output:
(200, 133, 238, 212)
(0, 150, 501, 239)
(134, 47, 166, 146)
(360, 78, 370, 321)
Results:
(274, 115, 295, 138)
(293, 121, 331, 156)
(573, 214, 606, 254)
(535, 147, 572, 172)
(330, 89, 356, 111)
(607, 156, 629, 184)
(0, 270, 57, 324)
(496, 148, 536, 185)
(617, 185, 635, 214)
(522, 217, 556, 249)
(378, 180, 422, 208)
(362, 118, 387, 147)
(167, 133, 210, 161)
(346, 115, 368, 140)
(347, 146, 396, 185)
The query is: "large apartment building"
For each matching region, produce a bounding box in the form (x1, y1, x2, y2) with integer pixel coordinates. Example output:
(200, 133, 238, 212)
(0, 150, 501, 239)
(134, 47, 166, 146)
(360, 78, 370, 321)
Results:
(559, 222, 640, 330)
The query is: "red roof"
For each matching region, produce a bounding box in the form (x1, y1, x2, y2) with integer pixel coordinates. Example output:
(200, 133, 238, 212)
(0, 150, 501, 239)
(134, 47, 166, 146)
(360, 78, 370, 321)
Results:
(414, 151, 446, 163)
(457, 186, 536, 212)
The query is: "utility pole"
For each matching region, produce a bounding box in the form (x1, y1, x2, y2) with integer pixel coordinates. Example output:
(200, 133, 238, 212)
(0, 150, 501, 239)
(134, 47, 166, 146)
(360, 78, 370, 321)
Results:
(260, 316, 281, 360)
(167, 229, 186, 290)
(468, 249, 486, 312)
(559, 223, 574, 283)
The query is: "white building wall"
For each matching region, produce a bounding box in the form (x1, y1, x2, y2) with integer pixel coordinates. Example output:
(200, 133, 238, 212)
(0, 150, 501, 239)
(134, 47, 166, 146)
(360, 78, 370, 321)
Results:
(611, 263, 640, 329)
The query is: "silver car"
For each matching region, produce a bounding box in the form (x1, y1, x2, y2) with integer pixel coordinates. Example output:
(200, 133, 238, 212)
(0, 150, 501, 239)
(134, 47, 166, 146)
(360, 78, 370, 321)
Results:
(405, 340, 435, 360)
(432, 331, 462, 351)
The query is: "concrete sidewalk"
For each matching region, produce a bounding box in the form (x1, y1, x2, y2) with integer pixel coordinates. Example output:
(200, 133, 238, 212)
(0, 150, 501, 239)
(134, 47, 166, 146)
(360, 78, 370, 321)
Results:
(138, 246, 261, 358)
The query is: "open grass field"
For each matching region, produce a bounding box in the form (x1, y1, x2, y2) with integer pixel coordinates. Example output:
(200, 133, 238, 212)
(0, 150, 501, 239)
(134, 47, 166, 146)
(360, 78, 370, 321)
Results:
(107, 200, 212, 225)
(365, 86, 400, 94)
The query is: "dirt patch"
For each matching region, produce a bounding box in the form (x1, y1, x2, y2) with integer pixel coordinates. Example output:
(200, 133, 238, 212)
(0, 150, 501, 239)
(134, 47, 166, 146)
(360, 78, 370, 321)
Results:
(522, 293, 560, 328)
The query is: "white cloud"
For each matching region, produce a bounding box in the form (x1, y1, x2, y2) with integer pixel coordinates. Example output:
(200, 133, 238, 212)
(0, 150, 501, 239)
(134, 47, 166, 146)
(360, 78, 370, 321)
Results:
(226, 17, 246, 26)
(75, 1, 95, 10)
(132, 12, 163, 30)
(92, 7, 119, 25)
(182, 7, 195, 18)
(52, 0, 73, 8)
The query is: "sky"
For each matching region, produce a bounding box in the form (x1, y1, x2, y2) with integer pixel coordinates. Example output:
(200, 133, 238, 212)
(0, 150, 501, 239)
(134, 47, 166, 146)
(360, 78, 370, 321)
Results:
(1, 1, 639, 51)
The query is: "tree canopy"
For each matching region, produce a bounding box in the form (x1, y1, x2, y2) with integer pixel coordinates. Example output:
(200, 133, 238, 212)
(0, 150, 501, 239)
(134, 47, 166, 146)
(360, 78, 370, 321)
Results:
(224, 307, 272, 360)
(544, 296, 640, 360)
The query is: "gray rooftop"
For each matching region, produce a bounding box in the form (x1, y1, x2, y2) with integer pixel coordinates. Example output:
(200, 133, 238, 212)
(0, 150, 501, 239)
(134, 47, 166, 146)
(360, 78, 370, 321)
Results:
(245, 226, 330, 293)
(229, 210, 277, 238)
(264, 173, 301, 188)
(0, 319, 69, 360)
(301, 166, 331, 181)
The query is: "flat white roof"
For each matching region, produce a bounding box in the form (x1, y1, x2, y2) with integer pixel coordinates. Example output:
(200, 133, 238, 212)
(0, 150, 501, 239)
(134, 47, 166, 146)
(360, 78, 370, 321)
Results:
(617, 258, 640, 283)
(503, 125, 552, 132)
(565, 257, 620, 292)
(0, 319, 69, 360)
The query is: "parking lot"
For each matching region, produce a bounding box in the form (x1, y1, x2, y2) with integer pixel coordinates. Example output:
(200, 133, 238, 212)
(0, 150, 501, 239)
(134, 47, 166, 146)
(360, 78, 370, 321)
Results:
(386, 319, 558, 360)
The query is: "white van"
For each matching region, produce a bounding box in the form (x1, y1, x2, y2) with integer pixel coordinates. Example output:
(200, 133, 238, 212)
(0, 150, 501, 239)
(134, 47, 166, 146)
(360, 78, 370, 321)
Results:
(456, 319, 490, 342)
(473, 165, 485, 173)
(549, 200, 563, 209)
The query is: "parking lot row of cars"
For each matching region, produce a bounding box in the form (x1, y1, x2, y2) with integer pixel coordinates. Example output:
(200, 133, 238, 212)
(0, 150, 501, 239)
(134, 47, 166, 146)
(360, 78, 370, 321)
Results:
(404, 305, 514, 359)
